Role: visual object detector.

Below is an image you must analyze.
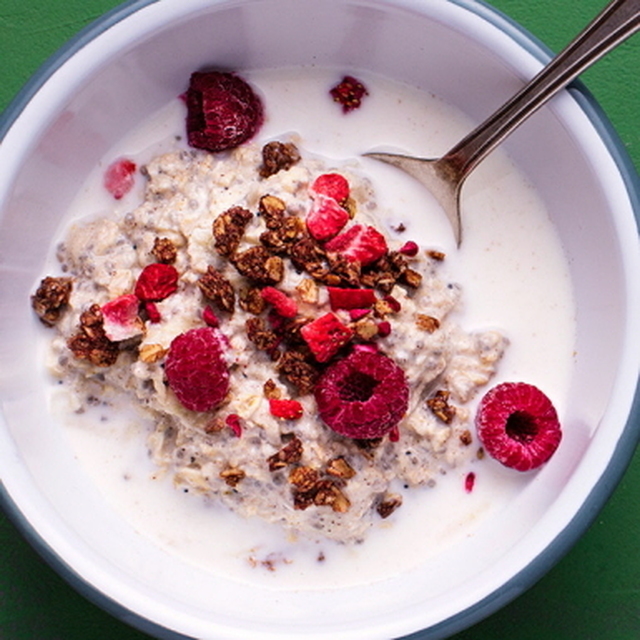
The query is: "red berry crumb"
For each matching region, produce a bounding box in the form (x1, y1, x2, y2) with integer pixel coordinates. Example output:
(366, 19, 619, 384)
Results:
(300, 312, 354, 363)
(328, 287, 376, 311)
(399, 241, 419, 257)
(315, 349, 408, 439)
(377, 321, 392, 338)
(475, 382, 562, 472)
(310, 173, 350, 204)
(306, 193, 350, 241)
(134, 263, 179, 302)
(203, 305, 220, 328)
(324, 224, 388, 265)
(185, 71, 264, 153)
(145, 301, 162, 324)
(465, 472, 476, 493)
(225, 413, 242, 437)
(260, 286, 298, 318)
(104, 158, 137, 200)
(269, 398, 304, 420)
(329, 75, 369, 113)
(165, 327, 229, 412)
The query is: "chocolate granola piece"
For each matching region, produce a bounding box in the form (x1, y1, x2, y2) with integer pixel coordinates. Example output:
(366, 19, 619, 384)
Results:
(245, 317, 280, 352)
(376, 494, 403, 519)
(213, 206, 253, 258)
(312, 479, 351, 513)
(326, 457, 356, 480)
(260, 217, 305, 256)
(232, 246, 284, 285)
(267, 436, 303, 471)
(289, 236, 327, 275)
(275, 349, 319, 396)
(288, 466, 320, 493)
(219, 467, 246, 487)
(238, 286, 267, 315)
(416, 314, 440, 333)
(151, 236, 177, 264)
(426, 389, 456, 424)
(67, 304, 119, 367)
(259, 141, 301, 178)
(197, 265, 235, 313)
(258, 194, 286, 229)
(31, 276, 73, 326)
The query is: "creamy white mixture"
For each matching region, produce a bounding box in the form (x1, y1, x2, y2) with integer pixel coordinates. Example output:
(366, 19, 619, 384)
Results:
(41, 68, 576, 588)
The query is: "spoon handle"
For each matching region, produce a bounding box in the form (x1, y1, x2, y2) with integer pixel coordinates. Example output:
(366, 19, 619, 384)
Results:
(445, 0, 640, 179)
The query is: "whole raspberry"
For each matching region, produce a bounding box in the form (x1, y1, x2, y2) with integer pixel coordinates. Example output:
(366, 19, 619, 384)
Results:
(165, 327, 229, 412)
(475, 382, 562, 472)
(315, 350, 408, 439)
(185, 71, 264, 152)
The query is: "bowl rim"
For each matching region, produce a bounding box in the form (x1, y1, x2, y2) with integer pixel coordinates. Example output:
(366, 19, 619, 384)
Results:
(1, 1, 639, 639)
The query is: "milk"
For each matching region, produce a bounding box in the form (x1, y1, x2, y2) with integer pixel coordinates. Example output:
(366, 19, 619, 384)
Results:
(47, 67, 575, 589)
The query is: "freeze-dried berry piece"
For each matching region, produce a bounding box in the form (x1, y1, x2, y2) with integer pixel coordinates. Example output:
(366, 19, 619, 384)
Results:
(134, 263, 179, 302)
(185, 71, 264, 152)
(300, 312, 354, 363)
(399, 240, 419, 257)
(259, 141, 301, 178)
(315, 350, 408, 439)
(260, 286, 298, 318)
(197, 265, 235, 313)
(324, 224, 388, 266)
(101, 294, 144, 342)
(330, 75, 369, 113)
(305, 194, 350, 241)
(475, 382, 562, 472)
(104, 158, 137, 199)
(31, 276, 72, 326)
(327, 287, 376, 311)
(310, 173, 350, 204)
(269, 398, 304, 420)
(165, 327, 229, 412)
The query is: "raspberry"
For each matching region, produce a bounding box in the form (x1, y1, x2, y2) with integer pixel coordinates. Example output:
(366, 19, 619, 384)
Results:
(399, 240, 419, 257)
(134, 263, 179, 302)
(101, 294, 143, 341)
(260, 286, 298, 318)
(305, 194, 349, 241)
(475, 382, 562, 472)
(269, 398, 304, 420)
(103, 158, 137, 200)
(165, 327, 229, 412)
(315, 350, 408, 439)
(185, 71, 264, 152)
(329, 75, 369, 113)
(300, 312, 354, 363)
(328, 287, 376, 311)
(324, 224, 388, 265)
(310, 173, 350, 204)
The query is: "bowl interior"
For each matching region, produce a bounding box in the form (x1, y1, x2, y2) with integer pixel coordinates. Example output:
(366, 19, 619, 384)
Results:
(0, 0, 639, 638)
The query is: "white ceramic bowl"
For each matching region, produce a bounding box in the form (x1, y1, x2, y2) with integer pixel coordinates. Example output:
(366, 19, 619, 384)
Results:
(1, 1, 639, 638)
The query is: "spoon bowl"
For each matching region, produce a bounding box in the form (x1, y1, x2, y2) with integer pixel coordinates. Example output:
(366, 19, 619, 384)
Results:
(367, 0, 640, 245)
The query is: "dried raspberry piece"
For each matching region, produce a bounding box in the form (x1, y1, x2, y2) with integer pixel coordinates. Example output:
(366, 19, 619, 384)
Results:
(305, 194, 349, 241)
(269, 398, 304, 420)
(465, 472, 476, 493)
(329, 75, 369, 113)
(225, 414, 242, 437)
(202, 305, 220, 328)
(101, 294, 143, 342)
(134, 264, 179, 302)
(315, 350, 408, 439)
(260, 286, 298, 318)
(300, 313, 354, 363)
(475, 382, 562, 472)
(399, 241, 419, 257)
(324, 224, 388, 266)
(327, 287, 376, 311)
(310, 173, 350, 204)
(165, 327, 229, 412)
(377, 321, 392, 337)
(185, 71, 264, 152)
(104, 158, 137, 200)
(144, 301, 162, 324)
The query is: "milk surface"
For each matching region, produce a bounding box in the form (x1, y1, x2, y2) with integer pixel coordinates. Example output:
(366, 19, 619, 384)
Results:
(47, 67, 575, 589)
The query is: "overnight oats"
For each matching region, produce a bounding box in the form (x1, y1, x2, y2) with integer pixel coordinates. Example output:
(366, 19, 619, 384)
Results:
(32, 69, 569, 559)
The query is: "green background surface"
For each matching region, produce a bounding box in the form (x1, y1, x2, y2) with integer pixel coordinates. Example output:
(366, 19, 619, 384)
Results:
(1, 0, 639, 638)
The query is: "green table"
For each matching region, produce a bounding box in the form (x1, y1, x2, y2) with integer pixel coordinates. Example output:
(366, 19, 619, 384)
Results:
(1, 1, 639, 638)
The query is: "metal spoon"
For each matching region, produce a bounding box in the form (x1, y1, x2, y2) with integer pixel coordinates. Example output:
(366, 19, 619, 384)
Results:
(365, 0, 640, 246)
